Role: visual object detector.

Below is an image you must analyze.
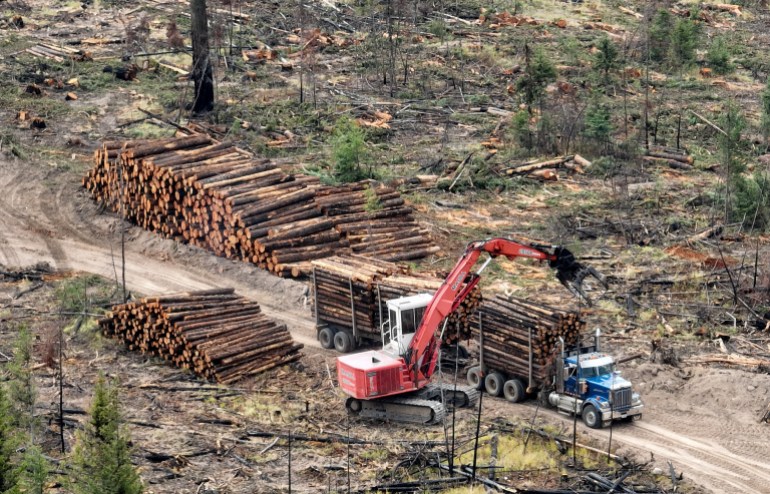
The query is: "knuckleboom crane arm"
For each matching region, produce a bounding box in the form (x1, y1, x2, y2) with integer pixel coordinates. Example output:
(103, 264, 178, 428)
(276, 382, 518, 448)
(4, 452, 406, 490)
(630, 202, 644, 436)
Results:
(403, 238, 560, 385)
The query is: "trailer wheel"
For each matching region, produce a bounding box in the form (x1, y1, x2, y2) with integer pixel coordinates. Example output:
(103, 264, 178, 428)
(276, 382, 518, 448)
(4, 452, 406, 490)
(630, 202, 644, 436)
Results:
(334, 331, 355, 353)
(466, 366, 484, 390)
(582, 404, 602, 429)
(318, 327, 336, 349)
(503, 379, 525, 403)
(485, 372, 505, 397)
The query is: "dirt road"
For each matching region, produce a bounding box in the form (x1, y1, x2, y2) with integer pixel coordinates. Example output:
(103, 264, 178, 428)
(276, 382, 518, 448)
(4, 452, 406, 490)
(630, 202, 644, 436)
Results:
(524, 403, 770, 494)
(2, 159, 769, 493)
(0, 160, 318, 347)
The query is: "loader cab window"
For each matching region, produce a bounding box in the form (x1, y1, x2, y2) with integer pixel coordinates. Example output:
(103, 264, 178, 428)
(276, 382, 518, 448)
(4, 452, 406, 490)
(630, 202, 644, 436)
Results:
(388, 309, 397, 336)
(401, 306, 426, 335)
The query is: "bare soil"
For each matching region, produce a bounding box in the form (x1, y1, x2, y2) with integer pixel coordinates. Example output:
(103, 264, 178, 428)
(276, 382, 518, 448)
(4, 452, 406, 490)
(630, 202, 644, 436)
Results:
(3, 0, 770, 491)
(2, 155, 770, 493)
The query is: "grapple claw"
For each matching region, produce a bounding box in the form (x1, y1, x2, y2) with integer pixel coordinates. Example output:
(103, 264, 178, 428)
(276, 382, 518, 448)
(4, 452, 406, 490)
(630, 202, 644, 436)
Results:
(550, 248, 607, 306)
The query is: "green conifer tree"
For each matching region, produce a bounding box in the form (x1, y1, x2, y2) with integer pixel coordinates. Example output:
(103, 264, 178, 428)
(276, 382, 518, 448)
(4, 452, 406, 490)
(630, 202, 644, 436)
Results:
(0, 384, 18, 491)
(584, 100, 613, 151)
(8, 325, 35, 431)
(761, 77, 770, 143)
(331, 117, 369, 183)
(668, 18, 700, 72)
(649, 9, 673, 63)
(594, 37, 620, 86)
(72, 377, 142, 494)
(13, 446, 48, 494)
(517, 47, 557, 108)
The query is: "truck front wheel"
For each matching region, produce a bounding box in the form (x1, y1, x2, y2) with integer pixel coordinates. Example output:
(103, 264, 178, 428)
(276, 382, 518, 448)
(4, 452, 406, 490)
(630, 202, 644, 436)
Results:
(582, 404, 603, 429)
(503, 379, 525, 403)
(485, 372, 505, 397)
(318, 327, 336, 349)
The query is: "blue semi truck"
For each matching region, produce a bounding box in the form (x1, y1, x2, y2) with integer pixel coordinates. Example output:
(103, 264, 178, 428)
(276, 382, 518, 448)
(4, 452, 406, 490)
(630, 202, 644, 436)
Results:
(467, 329, 643, 428)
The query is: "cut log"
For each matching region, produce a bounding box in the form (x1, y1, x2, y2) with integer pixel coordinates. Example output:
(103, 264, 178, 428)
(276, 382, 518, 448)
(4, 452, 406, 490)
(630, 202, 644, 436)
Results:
(505, 155, 574, 175)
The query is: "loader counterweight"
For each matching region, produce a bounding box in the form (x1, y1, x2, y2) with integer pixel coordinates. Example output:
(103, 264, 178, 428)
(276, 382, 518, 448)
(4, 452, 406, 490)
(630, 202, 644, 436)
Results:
(337, 351, 412, 399)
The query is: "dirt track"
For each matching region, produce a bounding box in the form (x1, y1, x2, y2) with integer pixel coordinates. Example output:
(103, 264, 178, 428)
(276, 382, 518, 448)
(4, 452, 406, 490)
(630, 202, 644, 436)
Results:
(2, 158, 770, 493)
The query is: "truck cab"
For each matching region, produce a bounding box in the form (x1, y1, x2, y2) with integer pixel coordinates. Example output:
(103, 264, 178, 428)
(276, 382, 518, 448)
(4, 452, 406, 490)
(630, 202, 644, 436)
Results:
(551, 333, 643, 428)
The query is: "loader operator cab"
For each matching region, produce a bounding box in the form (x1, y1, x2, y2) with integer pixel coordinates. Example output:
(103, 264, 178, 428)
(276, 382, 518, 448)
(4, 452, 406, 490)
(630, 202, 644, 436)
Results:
(381, 293, 432, 358)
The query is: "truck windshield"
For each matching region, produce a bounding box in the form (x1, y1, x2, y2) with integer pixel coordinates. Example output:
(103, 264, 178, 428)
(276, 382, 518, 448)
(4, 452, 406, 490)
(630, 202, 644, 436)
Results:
(581, 364, 614, 377)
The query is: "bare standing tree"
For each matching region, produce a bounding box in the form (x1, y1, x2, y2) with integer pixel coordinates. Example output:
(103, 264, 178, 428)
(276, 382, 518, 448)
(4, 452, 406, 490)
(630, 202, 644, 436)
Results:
(191, 0, 214, 113)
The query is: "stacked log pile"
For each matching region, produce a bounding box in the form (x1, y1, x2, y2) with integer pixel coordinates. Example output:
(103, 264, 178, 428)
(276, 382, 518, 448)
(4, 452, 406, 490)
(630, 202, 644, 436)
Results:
(312, 256, 480, 346)
(473, 295, 585, 382)
(315, 183, 440, 262)
(26, 42, 92, 62)
(83, 135, 436, 277)
(99, 288, 302, 383)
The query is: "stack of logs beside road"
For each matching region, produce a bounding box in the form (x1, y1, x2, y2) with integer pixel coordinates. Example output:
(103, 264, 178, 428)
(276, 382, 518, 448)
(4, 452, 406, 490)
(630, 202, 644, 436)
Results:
(473, 295, 585, 383)
(311, 255, 480, 348)
(99, 288, 302, 383)
(83, 134, 436, 277)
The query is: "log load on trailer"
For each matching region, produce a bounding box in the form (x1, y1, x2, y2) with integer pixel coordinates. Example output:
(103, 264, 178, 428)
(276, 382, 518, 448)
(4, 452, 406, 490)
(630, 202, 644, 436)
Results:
(336, 237, 606, 425)
(310, 256, 480, 354)
(467, 296, 643, 428)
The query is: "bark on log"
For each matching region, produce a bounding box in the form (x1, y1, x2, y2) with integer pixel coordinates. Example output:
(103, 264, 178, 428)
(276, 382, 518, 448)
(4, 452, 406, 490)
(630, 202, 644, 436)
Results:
(505, 155, 574, 175)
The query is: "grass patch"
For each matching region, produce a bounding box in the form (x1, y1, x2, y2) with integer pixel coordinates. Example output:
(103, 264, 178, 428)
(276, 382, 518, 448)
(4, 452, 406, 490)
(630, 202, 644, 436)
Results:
(359, 446, 390, 462)
(0, 132, 29, 160)
(0, 85, 72, 119)
(443, 486, 486, 494)
(229, 395, 305, 424)
(53, 274, 111, 313)
(456, 434, 560, 471)
(124, 122, 177, 140)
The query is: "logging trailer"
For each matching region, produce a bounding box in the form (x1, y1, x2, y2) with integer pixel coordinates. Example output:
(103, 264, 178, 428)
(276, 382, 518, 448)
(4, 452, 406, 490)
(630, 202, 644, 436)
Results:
(335, 237, 606, 424)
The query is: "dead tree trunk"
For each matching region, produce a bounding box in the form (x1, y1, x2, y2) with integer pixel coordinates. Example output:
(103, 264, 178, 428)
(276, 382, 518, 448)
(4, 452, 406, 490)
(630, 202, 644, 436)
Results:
(191, 0, 214, 113)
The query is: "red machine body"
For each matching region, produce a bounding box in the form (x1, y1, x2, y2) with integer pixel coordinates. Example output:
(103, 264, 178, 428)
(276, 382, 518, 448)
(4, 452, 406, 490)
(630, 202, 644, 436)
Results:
(337, 238, 574, 401)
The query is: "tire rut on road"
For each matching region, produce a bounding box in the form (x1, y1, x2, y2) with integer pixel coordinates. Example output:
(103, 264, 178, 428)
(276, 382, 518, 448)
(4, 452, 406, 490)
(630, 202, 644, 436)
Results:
(610, 421, 770, 494)
(522, 402, 770, 494)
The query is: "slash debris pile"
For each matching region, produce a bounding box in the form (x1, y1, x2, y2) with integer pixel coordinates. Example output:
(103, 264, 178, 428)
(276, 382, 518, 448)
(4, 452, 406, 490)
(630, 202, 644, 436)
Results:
(82, 134, 436, 277)
(473, 295, 585, 384)
(99, 288, 302, 383)
(311, 255, 480, 349)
